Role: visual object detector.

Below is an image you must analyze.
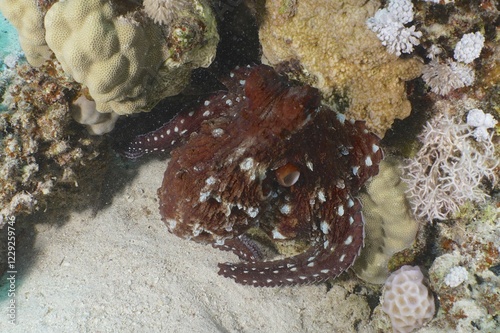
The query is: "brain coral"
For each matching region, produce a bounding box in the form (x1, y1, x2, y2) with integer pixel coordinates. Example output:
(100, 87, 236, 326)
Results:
(382, 265, 435, 333)
(259, 0, 423, 137)
(0, 0, 52, 66)
(42, 0, 218, 115)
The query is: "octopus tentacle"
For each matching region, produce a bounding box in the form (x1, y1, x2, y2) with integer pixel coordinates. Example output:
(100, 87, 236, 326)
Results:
(123, 66, 255, 159)
(122, 94, 223, 159)
(218, 198, 365, 287)
(213, 234, 263, 262)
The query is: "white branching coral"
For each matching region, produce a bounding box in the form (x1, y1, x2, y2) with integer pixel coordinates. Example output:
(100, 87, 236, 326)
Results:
(143, 0, 191, 25)
(422, 31, 484, 95)
(466, 108, 498, 142)
(387, 0, 414, 24)
(366, 0, 422, 56)
(454, 32, 485, 64)
(421, 59, 475, 95)
(402, 111, 498, 221)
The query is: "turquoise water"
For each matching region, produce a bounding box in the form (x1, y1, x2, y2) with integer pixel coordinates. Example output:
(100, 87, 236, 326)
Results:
(0, 11, 21, 65)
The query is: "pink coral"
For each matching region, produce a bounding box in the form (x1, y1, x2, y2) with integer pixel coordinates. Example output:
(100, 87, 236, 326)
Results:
(382, 266, 435, 333)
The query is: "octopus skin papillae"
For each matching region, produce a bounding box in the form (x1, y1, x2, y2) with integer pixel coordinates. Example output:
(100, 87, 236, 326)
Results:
(123, 65, 383, 287)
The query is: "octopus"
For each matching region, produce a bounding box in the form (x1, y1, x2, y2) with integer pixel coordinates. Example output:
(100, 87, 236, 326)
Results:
(123, 65, 383, 287)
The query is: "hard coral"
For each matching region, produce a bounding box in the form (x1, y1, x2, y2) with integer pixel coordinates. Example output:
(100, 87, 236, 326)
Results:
(43, 0, 218, 115)
(259, 0, 423, 137)
(1, 0, 219, 116)
(366, 0, 422, 56)
(382, 265, 435, 333)
(354, 158, 420, 284)
(0, 0, 51, 66)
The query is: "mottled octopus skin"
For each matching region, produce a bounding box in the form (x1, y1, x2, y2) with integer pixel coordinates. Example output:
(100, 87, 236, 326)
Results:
(124, 65, 383, 287)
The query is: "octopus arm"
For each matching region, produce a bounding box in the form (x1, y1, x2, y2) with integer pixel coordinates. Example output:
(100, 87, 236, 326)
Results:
(218, 198, 365, 287)
(122, 67, 256, 159)
(122, 95, 231, 159)
(213, 234, 263, 262)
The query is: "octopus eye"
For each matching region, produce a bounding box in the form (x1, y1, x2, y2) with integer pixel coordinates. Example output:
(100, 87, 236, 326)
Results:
(276, 163, 300, 187)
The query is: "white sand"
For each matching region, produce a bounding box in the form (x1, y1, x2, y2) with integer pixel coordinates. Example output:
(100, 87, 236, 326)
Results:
(0, 158, 372, 332)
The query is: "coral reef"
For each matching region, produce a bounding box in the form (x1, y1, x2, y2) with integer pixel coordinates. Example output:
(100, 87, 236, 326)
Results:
(0, 0, 498, 331)
(0, 61, 104, 227)
(259, 0, 423, 138)
(354, 158, 420, 284)
(381, 265, 435, 333)
(0, 0, 219, 115)
(421, 31, 484, 96)
(414, 2, 497, 97)
(427, 203, 500, 331)
(44, 0, 218, 115)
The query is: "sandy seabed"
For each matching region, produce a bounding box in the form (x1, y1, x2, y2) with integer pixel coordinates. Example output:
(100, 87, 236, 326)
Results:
(0, 158, 373, 333)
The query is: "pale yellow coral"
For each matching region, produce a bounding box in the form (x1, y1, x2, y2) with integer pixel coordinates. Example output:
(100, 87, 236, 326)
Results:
(43, 0, 218, 115)
(354, 158, 420, 284)
(260, 0, 423, 137)
(0, 0, 51, 66)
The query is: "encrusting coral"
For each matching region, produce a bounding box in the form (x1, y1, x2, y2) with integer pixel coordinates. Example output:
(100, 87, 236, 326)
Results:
(259, 0, 423, 137)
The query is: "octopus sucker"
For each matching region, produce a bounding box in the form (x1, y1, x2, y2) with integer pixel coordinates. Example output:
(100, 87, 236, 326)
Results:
(122, 65, 383, 287)
(213, 234, 263, 262)
(218, 197, 365, 287)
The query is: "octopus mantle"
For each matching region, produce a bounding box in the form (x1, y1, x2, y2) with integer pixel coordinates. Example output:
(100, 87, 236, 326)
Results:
(124, 65, 383, 287)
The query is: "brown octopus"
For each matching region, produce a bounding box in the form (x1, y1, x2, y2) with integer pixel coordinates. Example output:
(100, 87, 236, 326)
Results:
(123, 65, 383, 287)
